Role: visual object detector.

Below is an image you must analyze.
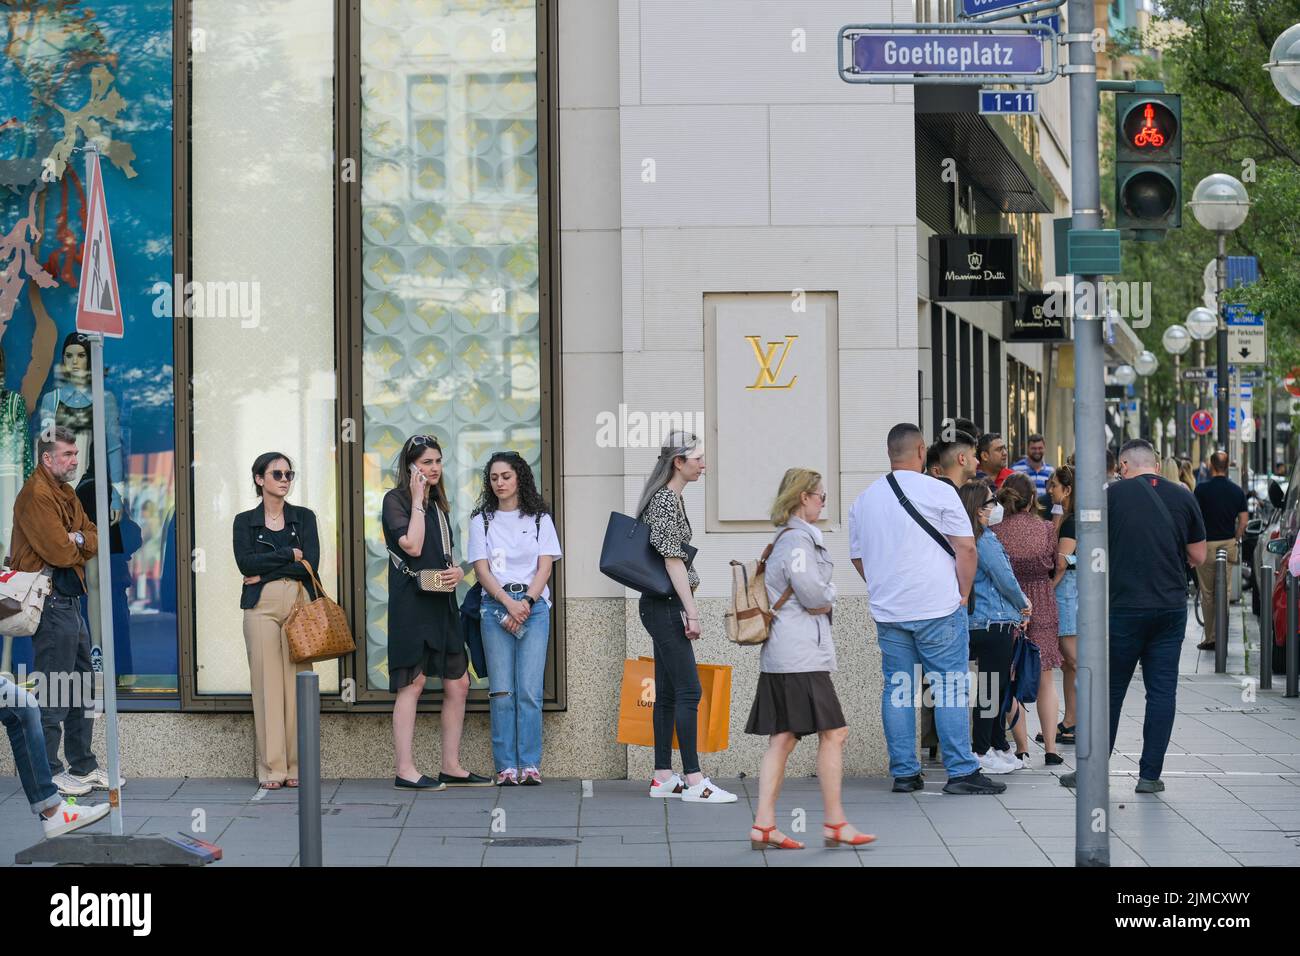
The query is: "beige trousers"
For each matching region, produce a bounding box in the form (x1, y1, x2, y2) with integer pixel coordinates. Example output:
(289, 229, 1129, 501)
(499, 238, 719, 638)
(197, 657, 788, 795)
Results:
(1195, 538, 1238, 645)
(243, 579, 311, 784)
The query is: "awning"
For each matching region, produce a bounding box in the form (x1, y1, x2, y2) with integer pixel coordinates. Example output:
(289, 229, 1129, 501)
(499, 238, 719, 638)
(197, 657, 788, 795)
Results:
(916, 85, 1054, 214)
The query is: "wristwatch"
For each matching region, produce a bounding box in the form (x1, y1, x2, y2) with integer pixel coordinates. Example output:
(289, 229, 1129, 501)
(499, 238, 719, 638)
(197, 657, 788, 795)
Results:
(73, 532, 85, 547)
(522, 594, 536, 608)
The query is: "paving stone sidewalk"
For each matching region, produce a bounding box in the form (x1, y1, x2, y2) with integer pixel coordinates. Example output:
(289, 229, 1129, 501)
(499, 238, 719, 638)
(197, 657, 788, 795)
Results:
(4, 602, 1298, 866)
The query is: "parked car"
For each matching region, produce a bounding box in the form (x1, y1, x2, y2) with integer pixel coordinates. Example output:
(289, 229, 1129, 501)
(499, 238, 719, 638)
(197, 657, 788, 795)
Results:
(1252, 475, 1298, 617)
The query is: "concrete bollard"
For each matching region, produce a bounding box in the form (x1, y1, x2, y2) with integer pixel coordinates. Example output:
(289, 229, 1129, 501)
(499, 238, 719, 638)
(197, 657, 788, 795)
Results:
(1259, 564, 1273, 691)
(1214, 549, 1228, 674)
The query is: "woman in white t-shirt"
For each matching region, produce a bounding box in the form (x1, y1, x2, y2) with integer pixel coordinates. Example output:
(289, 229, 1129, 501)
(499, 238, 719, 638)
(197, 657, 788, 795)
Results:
(467, 452, 562, 786)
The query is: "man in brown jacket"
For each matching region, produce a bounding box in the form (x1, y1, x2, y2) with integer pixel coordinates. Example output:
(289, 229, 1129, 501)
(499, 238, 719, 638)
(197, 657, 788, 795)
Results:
(9, 425, 119, 794)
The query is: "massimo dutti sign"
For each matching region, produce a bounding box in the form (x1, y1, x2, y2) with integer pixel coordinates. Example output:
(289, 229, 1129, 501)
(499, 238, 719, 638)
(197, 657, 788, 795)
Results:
(1005, 291, 1070, 343)
(929, 234, 1018, 302)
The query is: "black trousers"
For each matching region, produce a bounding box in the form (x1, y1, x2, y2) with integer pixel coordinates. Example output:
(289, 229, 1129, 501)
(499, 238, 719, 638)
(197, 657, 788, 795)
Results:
(968, 624, 1014, 755)
(638, 593, 701, 776)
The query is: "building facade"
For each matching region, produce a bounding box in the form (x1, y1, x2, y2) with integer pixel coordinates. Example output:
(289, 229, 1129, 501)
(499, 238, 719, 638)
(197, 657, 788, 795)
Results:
(2, 0, 1085, 779)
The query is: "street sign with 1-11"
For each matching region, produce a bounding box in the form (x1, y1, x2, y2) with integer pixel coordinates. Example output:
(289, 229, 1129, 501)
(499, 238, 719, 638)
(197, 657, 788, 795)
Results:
(1224, 305, 1265, 364)
(980, 90, 1037, 114)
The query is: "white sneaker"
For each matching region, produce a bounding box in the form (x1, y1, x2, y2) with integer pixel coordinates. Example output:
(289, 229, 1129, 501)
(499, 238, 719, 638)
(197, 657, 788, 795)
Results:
(52, 772, 92, 797)
(681, 777, 738, 803)
(70, 768, 125, 791)
(978, 751, 1014, 775)
(42, 799, 110, 839)
(648, 774, 685, 798)
(993, 749, 1023, 771)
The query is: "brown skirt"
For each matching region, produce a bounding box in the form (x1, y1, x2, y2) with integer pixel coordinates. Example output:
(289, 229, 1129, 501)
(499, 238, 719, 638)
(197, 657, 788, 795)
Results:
(745, 671, 846, 740)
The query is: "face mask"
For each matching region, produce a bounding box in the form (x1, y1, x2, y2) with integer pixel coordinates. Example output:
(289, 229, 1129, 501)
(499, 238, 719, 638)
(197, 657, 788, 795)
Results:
(988, 503, 1005, 525)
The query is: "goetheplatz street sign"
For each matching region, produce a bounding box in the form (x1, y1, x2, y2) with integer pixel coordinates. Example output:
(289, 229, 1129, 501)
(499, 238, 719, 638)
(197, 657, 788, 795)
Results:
(851, 33, 1044, 74)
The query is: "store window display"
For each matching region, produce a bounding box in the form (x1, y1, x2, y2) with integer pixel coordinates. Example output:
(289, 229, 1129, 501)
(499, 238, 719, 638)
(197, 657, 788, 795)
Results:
(0, 347, 35, 677)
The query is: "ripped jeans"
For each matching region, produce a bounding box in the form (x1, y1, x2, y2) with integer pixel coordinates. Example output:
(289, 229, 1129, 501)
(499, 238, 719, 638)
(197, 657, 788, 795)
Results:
(480, 596, 551, 772)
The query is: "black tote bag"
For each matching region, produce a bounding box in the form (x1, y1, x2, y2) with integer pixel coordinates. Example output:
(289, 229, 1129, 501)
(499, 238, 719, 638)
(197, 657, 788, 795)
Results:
(599, 511, 697, 596)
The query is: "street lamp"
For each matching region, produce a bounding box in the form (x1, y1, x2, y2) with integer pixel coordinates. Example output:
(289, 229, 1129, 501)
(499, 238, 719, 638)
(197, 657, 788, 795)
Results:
(1135, 350, 1158, 445)
(1265, 23, 1300, 106)
(1185, 307, 1217, 341)
(1113, 363, 1137, 442)
(1191, 173, 1250, 452)
(1163, 323, 1192, 457)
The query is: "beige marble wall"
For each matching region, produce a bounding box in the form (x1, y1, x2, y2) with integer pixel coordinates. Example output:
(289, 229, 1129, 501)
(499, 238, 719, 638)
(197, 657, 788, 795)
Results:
(0, 597, 893, 779)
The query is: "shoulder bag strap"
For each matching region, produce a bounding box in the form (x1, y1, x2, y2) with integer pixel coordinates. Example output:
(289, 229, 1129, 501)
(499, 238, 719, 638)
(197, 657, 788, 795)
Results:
(886, 473, 956, 558)
(1132, 476, 1185, 557)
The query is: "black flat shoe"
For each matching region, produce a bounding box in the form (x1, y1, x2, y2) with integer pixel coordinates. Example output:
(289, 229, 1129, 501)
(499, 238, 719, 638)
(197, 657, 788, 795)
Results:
(1015, 752, 1030, 764)
(1058, 725, 1076, 745)
(438, 771, 493, 787)
(394, 775, 447, 791)
(1044, 752, 1064, 766)
(892, 774, 925, 793)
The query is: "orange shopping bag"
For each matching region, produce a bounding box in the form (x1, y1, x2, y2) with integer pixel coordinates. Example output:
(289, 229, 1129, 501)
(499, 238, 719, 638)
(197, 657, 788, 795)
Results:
(616, 657, 732, 753)
(616, 658, 657, 747)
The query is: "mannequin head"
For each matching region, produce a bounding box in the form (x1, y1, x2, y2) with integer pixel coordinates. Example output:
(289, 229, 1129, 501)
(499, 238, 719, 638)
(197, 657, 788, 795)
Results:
(59, 332, 92, 386)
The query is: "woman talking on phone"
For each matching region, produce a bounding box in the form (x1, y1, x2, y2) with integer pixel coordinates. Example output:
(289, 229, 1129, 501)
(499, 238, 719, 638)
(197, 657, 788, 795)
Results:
(637, 431, 736, 804)
(382, 435, 491, 790)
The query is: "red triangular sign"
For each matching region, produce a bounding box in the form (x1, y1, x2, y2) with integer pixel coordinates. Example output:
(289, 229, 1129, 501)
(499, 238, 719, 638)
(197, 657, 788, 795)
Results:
(75, 149, 124, 338)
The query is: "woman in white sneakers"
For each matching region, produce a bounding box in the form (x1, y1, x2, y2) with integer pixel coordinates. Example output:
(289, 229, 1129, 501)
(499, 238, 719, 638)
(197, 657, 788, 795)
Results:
(745, 468, 874, 850)
(638, 431, 736, 804)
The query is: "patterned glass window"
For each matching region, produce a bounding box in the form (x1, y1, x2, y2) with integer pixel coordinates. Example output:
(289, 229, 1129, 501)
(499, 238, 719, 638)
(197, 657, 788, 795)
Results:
(360, 0, 540, 691)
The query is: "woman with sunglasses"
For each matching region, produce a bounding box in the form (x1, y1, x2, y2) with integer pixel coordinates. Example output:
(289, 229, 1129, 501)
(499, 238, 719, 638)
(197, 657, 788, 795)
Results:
(958, 480, 1031, 775)
(233, 453, 320, 790)
(467, 451, 562, 786)
(383, 435, 490, 791)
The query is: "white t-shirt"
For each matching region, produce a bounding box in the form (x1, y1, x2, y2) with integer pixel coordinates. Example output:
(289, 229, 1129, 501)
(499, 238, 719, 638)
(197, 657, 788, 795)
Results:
(847, 470, 973, 624)
(466, 509, 563, 604)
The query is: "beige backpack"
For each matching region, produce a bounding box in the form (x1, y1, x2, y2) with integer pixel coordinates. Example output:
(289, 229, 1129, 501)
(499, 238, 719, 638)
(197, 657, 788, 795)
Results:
(724, 528, 795, 645)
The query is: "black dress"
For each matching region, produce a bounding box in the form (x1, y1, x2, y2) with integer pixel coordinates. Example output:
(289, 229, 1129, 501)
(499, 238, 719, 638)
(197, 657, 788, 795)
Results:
(381, 489, 465, 691)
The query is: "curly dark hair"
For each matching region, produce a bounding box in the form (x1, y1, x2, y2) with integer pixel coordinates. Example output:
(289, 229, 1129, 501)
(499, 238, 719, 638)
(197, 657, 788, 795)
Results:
(472, 451, 550, 519)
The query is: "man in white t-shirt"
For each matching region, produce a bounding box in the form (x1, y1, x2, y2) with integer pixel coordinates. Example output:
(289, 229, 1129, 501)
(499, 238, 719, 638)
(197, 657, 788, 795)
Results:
(849, 423, 1004, 796)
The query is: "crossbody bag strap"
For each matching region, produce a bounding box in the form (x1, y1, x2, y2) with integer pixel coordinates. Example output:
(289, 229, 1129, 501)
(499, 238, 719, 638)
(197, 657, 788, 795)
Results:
(887, 473, 956, 558)
(1132, 476, 1185, 558)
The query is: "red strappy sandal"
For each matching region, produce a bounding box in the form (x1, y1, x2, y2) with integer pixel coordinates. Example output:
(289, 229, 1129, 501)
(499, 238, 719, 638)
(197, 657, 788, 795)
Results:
(749, 824, 804, 850)
(823, 822, 876, 848)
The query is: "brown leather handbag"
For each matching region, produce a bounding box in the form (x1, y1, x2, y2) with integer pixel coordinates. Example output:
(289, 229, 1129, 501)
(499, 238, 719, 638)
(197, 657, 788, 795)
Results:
(285, 560, 356, 664)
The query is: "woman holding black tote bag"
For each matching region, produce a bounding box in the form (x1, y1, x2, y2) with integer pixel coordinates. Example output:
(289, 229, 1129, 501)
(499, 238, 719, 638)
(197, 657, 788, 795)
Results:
(637, 431, 736, 805)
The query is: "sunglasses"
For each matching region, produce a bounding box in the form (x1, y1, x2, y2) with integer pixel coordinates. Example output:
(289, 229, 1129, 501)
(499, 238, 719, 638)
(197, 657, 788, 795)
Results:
(979, 498, 997, 510)
(410, 435, 439, 448)
(269, 470, 296, 482)
(808, 490, 827, 502)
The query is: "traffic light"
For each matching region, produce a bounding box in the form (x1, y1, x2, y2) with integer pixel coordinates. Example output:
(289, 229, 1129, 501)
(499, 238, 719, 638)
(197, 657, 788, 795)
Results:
(1114, 92, 1182, 239)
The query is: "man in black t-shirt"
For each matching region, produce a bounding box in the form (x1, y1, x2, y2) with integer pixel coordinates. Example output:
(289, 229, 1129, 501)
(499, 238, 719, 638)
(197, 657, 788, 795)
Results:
(1192, 452, 1248, 650)
(1060, 439, 1206, 794)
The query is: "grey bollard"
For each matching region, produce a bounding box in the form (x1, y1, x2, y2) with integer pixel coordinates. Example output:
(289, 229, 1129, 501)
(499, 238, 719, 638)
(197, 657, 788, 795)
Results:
(1214, 549, 1229, 674)
(1259, 564, 1273, 691)
(1288, 574, 1300, 699)
(297, 671, 323, 867)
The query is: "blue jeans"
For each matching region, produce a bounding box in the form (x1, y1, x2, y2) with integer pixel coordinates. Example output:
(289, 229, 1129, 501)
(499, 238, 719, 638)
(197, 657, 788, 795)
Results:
(0, 675, 61, 815)
(1109, 606, 1185, 781)
(877, 606, 979, 779)
(480, 596, 551, 772)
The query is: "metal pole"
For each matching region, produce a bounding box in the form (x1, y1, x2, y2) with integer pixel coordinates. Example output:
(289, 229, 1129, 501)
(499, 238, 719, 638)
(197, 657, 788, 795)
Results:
(1260, 563, 1273, 691)
(297, 671, 323, 866)
(1174, 353, 1182, 459)
(1067, 0, 1109, 867)
(89, 334, 123, 836)
(1216, 233, 1229, 453)
(1214, 548, 1228, 673)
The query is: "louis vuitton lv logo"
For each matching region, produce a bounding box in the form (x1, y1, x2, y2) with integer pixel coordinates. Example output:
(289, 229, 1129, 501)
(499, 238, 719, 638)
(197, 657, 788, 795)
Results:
(745, 335, 798, 390)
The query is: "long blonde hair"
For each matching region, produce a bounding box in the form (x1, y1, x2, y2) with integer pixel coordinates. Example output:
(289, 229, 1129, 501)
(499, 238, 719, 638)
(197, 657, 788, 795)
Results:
(771, 468, 822, 525)
(1161, 457, 1181, 484)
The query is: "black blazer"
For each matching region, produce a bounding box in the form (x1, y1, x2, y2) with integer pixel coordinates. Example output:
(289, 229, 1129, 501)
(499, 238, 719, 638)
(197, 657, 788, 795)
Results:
(233, 502, 321, 609)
